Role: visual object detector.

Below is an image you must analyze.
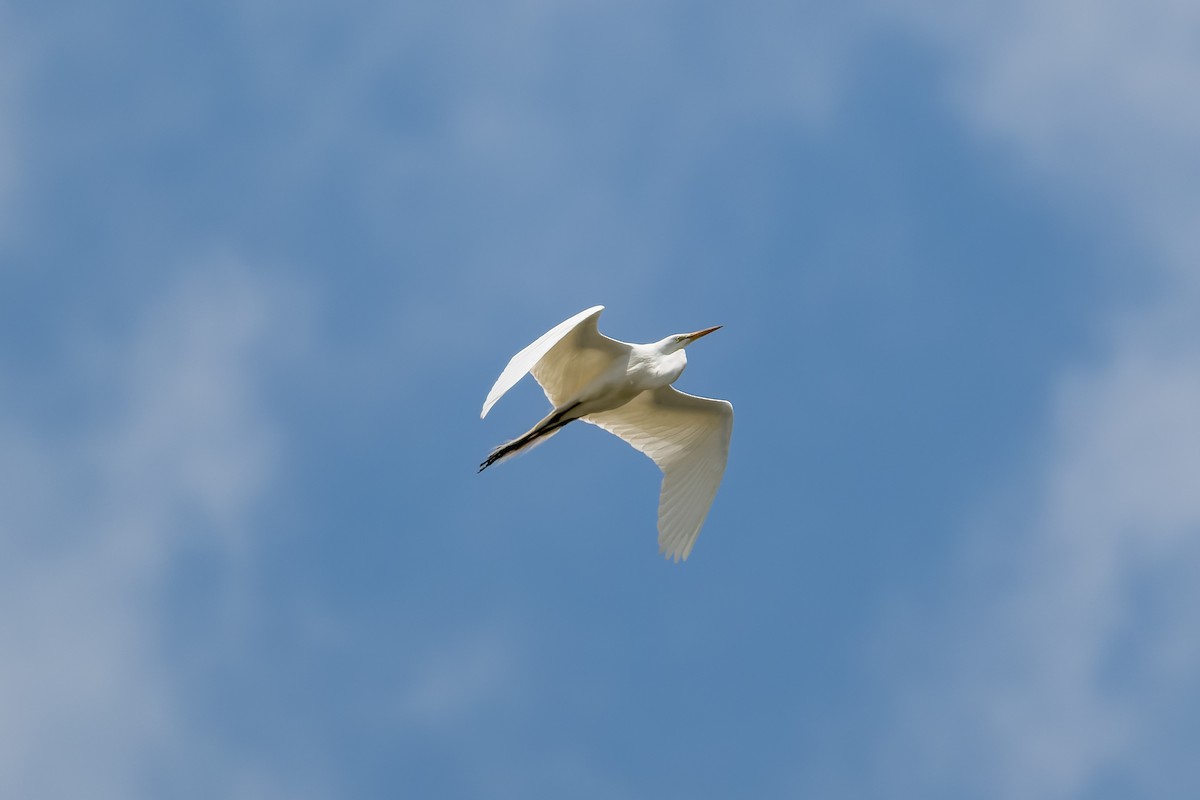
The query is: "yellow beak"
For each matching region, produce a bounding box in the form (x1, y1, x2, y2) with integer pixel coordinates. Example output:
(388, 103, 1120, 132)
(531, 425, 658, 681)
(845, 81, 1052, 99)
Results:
(684, 325, 722, 342)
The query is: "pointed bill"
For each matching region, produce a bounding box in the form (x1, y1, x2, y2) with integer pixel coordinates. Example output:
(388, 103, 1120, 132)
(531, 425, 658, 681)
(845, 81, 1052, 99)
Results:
(684, 325, 722, 342)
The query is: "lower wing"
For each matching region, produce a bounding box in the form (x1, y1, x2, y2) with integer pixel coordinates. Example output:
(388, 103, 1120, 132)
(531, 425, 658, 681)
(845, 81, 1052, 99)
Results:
(585, 387, 733, 561)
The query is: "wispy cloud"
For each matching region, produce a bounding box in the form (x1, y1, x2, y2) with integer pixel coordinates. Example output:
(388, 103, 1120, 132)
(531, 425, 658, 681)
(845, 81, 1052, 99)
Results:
(898, 0, 1200, 274)
(0, 7, 24, 243)
(878, 307, 1200, 799)
(256, 1, 875, 322)
(867, 1, 1200, 796)
(0, 265, 316, 799)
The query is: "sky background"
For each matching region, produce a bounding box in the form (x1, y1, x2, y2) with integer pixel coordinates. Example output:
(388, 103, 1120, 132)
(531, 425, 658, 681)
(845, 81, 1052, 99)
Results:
(2, 1, 1199, 798)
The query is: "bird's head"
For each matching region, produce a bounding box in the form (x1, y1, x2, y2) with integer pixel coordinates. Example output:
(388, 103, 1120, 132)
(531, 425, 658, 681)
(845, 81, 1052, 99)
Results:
(660, 325, 722, 354)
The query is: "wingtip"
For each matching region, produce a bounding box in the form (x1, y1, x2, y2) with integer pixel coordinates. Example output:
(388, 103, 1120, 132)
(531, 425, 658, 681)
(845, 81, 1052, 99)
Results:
(659, 545, 688, 563)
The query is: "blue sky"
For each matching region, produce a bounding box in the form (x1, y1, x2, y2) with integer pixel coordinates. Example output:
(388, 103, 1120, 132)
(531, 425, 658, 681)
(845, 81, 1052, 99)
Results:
(2, 1, 1199, 798)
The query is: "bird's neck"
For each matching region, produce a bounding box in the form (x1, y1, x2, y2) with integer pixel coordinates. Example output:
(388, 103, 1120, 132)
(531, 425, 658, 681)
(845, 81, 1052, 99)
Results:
(635, 346, 686, 387)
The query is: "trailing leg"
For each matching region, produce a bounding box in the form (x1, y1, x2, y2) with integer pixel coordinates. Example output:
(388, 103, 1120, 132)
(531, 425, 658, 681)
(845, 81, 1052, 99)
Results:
(478, 401, 582, 472)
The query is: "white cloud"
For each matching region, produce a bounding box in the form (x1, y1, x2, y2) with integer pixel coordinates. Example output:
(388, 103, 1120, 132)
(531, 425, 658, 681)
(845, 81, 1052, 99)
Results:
(240, 1, 872, 323)
(867, 1, 1200, 797)
(0, 8, 23, 241)
(897, 0, 1200, 278)
(934, 324, 1200, 794)
(883, 307, 1200, 799)
(0, 265, 315, 799)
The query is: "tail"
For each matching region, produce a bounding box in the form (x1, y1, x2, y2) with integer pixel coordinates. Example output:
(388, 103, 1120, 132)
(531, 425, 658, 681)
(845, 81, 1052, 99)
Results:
(479, 401, 581, 473)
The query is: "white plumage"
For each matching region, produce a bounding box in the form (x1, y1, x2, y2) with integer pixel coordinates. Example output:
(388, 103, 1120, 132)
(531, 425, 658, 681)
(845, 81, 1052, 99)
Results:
(480, 306, 733, 561)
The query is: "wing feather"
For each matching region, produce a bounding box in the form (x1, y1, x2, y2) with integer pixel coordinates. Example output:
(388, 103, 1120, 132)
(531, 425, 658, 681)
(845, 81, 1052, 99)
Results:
(481, 306, 629, 418)
(585, 386, 733, 561)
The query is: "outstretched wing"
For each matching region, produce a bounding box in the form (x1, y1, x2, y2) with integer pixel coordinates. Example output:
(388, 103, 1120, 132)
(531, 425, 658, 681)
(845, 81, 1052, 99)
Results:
(585, 386, 733, 561)
(481, 305, 629, 418)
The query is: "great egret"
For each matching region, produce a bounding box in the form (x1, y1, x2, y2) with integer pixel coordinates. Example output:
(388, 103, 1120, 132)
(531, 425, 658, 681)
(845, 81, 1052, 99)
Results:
(479, 305, 733, 561)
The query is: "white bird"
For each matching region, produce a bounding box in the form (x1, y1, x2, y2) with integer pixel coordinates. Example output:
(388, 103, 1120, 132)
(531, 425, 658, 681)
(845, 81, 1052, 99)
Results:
(479, 305, 733, 561)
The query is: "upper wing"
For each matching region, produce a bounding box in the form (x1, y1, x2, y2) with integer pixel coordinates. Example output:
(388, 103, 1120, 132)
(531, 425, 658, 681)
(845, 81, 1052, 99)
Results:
(481, 306, 629, 418)
(585, 386, 733, 561)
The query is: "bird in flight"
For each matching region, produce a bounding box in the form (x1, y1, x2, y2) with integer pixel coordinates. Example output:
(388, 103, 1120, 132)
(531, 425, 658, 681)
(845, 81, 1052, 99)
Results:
(479, 306, 733, 561)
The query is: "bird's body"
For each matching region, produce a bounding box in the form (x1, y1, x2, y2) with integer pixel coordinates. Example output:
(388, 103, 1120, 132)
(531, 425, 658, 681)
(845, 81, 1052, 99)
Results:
(479, 306, 732, 561)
